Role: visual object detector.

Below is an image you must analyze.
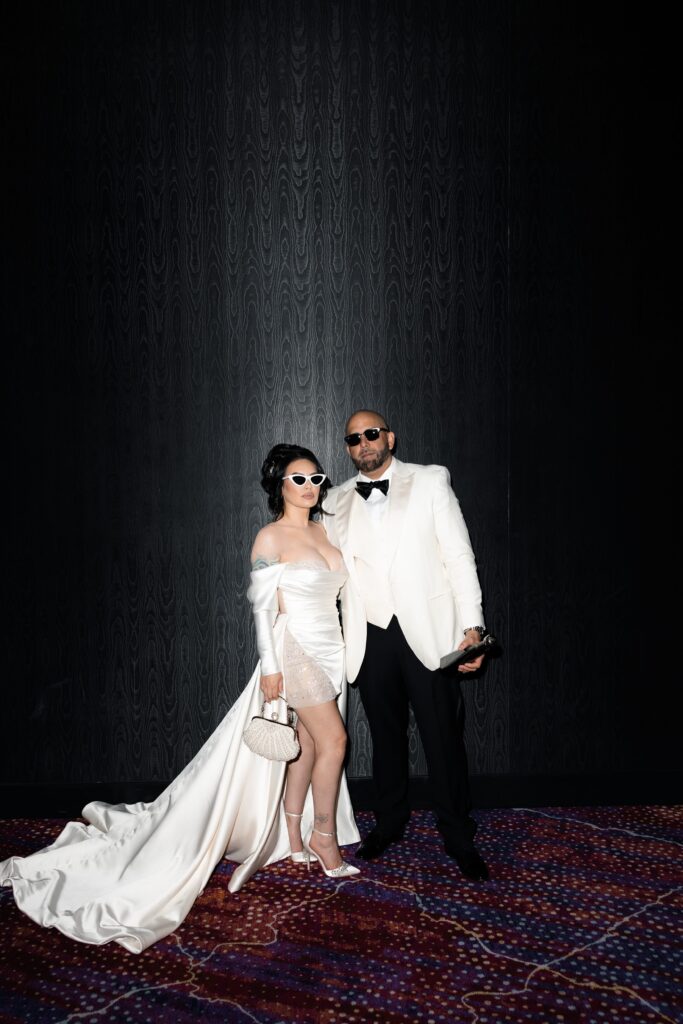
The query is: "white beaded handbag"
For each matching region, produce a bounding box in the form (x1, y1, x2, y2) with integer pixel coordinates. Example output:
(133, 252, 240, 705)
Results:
(243, 698, 300, 762)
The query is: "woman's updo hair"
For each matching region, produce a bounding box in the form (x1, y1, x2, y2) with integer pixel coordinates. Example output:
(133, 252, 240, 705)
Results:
(260, 443, 331, 521)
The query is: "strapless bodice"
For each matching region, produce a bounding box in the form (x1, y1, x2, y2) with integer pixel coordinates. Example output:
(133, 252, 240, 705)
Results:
(278, 561, 346, 607)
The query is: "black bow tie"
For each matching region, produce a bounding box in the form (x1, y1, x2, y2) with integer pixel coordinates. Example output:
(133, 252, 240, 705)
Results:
(356, 479, 389, 500)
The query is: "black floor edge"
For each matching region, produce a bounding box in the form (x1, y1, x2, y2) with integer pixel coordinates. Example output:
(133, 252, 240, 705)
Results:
(1, 772, 680, 819)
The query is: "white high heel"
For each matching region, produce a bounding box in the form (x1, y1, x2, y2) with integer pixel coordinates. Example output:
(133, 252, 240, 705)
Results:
(304, 827, 360, 878)
(284, 810, 308, 864)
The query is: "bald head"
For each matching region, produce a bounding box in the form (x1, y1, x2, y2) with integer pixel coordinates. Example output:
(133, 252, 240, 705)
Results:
(344, 409, 388, 434)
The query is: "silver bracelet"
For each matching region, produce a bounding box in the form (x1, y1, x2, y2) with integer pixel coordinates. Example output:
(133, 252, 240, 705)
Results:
(463, 625, 486, 639)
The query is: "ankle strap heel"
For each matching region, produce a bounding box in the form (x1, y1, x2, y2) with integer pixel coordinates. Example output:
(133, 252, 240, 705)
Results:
(304, 827, 361, 880)
(284, 810, 306, 864)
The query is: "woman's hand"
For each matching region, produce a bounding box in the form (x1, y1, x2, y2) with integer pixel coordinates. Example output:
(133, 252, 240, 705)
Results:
(260, 672, 284, 702)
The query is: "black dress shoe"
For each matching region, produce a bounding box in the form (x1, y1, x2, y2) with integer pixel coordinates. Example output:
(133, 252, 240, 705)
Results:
(355, 830, 402, 860)
(447, 847, 489, 881)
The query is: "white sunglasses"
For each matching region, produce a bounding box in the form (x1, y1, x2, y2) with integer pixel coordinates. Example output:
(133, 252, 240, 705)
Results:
(283, 473, 328, 487)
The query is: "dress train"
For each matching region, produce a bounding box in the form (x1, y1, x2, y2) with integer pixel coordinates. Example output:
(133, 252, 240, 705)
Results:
(0, 564, 359, 952)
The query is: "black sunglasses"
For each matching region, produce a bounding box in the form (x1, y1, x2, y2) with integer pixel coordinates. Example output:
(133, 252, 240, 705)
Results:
(344, 427, 389, 447)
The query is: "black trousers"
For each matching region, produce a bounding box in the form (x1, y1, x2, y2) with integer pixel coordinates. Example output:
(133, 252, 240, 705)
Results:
(355, 617, 477, 852)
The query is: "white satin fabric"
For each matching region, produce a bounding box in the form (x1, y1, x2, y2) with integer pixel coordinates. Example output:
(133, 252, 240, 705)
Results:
(0, 563, 359, 953)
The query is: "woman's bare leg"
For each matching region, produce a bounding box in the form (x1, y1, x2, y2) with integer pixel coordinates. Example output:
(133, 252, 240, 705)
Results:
(293, 700, 348, 868)
(283, 718, 315, 853)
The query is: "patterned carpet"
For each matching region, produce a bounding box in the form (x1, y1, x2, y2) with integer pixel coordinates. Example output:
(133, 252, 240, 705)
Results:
(0, 806, 681, 1023)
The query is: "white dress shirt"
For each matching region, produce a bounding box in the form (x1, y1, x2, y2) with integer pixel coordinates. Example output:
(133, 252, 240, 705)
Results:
(353, 461, 395, 626)
(356, 460, 394, 525)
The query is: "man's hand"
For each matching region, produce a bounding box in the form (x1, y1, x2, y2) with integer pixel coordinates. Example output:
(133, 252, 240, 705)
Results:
(456, 632, 486, 674)
(260, 672, 284, 701)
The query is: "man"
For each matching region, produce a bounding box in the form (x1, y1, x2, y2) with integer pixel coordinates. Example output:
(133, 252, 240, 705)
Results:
(324, 409, 490, 881)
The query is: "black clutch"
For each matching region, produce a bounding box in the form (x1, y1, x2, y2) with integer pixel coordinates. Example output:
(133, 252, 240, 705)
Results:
(439, 633, 499, 670)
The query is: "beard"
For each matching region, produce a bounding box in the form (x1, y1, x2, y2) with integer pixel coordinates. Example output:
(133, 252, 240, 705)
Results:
(350, 441, 392, 475)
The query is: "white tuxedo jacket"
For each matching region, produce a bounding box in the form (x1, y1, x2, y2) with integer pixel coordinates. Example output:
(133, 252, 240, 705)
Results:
(323, 458, 484, 682)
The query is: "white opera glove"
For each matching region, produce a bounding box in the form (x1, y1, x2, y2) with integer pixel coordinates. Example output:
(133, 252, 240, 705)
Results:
(251, 607, 280, 677)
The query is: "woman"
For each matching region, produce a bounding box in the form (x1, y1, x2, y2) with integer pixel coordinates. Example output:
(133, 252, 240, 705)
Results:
(251, 443, 360, 877)
(0, 444, 359, 953)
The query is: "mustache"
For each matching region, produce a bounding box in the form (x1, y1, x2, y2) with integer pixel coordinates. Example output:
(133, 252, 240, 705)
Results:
(351, 444, 390, 471)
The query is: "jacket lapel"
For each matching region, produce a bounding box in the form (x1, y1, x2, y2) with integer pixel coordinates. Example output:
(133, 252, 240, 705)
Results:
(383, 459, 414, 568)
(334, 482, 357, 565)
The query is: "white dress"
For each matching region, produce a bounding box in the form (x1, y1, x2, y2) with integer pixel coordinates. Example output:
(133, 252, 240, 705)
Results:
(0, 562, 359, 953)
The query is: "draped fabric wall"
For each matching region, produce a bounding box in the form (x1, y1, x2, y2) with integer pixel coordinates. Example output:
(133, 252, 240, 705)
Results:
(3, 1, 669, 798)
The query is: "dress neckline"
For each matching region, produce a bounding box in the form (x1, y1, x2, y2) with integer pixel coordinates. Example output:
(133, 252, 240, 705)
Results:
(283, 558, 344, 573)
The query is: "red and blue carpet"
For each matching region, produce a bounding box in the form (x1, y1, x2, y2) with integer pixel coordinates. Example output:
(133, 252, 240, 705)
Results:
(1, 806, 681, 1023)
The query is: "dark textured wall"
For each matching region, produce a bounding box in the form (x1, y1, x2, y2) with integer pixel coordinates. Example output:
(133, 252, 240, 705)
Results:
(2, 1, 674, 802)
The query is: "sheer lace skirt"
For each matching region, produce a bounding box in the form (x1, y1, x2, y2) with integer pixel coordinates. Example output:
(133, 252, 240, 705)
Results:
(283, 629, 337, 708)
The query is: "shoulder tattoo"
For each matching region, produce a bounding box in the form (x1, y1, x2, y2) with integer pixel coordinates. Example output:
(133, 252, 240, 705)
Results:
(251, 555, 281, 571)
